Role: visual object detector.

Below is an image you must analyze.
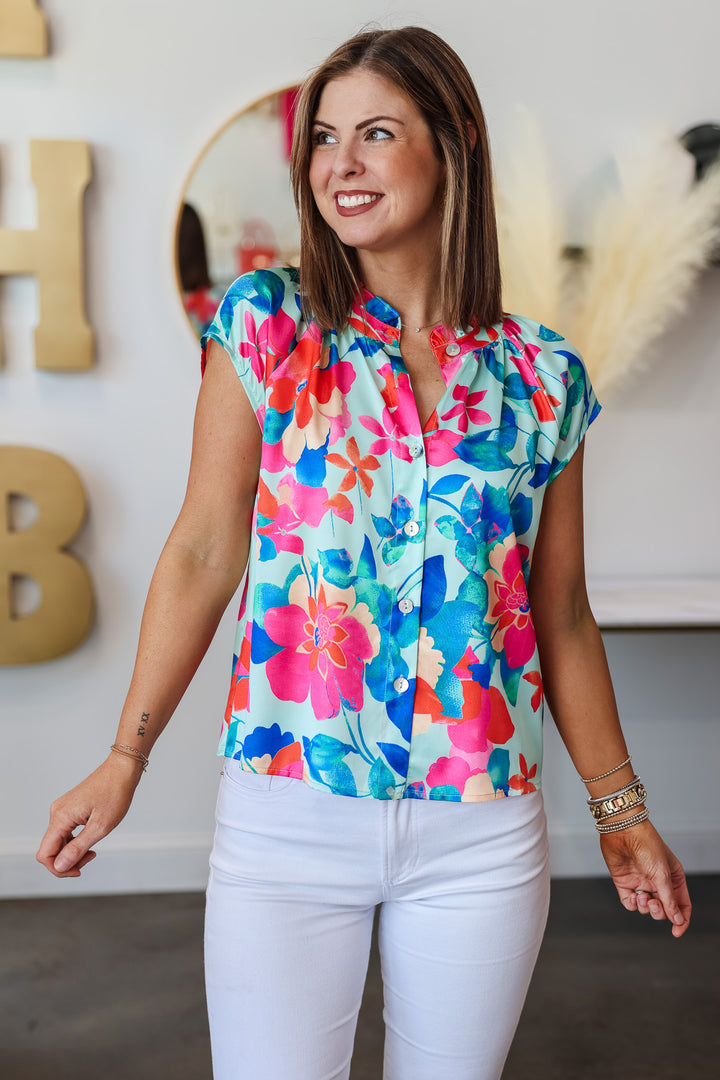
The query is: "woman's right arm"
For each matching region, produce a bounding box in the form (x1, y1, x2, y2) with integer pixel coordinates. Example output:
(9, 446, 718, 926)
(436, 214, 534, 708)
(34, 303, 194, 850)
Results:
(36, 340, 262, 878)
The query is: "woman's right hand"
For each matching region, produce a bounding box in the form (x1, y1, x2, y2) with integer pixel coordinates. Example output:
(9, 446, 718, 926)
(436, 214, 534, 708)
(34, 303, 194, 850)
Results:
(36, 752, 144, 878)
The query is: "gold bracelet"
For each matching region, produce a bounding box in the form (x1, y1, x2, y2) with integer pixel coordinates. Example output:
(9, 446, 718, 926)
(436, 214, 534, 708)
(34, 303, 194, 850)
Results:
(593, 798, 646, 824)
(589, 780, 647, 821)
(595, 807, 649, 834)
(580, 754, 631, 784)
(110, 743, 149, 771)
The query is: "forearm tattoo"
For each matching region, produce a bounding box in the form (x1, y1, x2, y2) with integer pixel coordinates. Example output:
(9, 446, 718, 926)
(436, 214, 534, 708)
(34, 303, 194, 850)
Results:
(137, 712, 150, 737)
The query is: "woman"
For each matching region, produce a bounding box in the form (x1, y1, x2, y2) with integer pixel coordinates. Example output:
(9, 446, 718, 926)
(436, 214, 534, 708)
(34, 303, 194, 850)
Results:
(38, 26, 691, 1080)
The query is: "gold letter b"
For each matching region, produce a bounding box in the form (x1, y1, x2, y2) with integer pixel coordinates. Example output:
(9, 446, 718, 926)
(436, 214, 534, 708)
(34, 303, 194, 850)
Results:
(0, 446, 95, 665)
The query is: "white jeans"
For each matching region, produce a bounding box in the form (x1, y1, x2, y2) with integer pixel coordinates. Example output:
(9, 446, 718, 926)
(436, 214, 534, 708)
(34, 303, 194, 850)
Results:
(205, 759, 550, 1080)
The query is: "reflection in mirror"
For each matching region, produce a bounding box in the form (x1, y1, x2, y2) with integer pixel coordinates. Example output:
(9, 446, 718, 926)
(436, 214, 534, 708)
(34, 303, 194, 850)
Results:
(176, 87, 301, 339)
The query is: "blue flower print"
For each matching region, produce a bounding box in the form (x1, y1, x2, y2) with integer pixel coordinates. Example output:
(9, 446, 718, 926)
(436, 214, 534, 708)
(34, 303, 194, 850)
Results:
(372, 495, 424, 565)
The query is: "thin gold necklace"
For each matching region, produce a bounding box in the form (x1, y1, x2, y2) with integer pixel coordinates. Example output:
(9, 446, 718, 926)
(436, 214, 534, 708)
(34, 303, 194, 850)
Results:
(412, 318, 441, 333)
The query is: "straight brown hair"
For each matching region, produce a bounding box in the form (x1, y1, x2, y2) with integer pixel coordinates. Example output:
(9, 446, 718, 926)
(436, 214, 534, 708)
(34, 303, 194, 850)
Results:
(290, 26, 503, 332)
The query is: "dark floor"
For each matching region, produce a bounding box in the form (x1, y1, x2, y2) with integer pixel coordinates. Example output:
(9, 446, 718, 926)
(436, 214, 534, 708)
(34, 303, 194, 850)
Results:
(1, 875, 717, 1079)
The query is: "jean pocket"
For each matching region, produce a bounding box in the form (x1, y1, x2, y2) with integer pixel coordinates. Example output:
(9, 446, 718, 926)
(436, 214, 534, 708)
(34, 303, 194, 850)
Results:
(221, 758, 297, 797)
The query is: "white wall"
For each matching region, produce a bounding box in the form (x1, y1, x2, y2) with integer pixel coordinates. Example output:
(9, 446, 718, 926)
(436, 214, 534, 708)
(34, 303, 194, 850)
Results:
(1, 0, 718, 898)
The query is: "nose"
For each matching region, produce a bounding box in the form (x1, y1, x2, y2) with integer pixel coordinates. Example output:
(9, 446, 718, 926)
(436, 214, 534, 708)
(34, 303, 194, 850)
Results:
(332, 140, 364, 179)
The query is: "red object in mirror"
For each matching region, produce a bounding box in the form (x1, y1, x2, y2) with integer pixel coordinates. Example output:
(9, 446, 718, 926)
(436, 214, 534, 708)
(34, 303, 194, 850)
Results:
(237, 218, 276, 274)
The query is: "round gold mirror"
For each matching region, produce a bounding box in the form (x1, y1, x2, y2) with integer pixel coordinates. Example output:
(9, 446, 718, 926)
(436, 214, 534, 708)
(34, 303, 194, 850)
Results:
(175, 86, 301, 339)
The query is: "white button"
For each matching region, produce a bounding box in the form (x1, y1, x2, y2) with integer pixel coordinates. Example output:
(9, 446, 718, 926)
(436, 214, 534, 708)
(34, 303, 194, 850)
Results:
(393, 676, 409, 694)
(445, 342, 461, 357)
(409, 442, 423, 458)
(398, 597, 414, 615)
(403, 521, 420, 537)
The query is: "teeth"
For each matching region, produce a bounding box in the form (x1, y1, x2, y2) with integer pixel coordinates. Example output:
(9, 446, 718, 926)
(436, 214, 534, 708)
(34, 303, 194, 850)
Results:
(337, 194, 379, 208)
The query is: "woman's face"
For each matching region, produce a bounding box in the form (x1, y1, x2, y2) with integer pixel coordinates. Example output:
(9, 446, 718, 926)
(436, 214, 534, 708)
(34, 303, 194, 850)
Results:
(308, 70, 445, 261)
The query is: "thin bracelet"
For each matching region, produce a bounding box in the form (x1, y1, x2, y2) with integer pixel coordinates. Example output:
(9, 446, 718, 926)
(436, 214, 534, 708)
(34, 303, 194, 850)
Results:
(110, 743, 149, 771)
(580, 754, 632, 785)
(587, 775, 643, 806)
(595, 807, 649, 834)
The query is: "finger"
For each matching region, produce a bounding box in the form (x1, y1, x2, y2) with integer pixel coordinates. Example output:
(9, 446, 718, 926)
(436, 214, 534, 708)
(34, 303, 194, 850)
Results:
(635, 890, 651, 915)
(36, 825, 70, 866)
(53, 838, 91, 874)
(671, 878, 692, 937)
(639, 873, 689, 935)
(653, 870, 692, 936)
(648, 896, 667, 921)
(36, 842, 95, 878)
(51, 820, 105, 874)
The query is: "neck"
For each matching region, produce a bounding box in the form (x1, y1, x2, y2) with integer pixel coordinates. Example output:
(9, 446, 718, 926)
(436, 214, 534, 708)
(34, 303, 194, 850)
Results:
(357, 244, 442, 331)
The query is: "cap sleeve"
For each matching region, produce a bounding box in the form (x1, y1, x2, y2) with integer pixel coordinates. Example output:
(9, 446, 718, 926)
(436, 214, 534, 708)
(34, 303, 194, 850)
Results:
(200, 274, 270, 419)
(546, 343, 601, 483)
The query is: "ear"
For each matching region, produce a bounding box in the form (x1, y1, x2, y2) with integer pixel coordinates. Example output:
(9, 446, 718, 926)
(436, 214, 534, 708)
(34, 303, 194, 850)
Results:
(467, 121, 478, 152)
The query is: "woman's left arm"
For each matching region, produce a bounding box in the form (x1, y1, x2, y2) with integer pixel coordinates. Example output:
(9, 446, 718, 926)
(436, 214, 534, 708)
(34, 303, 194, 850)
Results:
(528, 442, 691, 937)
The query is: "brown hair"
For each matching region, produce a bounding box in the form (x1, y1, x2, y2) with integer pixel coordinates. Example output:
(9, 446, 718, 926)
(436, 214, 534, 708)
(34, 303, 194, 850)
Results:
(290, 26, 503, 332)
(178, 202, 212, 292)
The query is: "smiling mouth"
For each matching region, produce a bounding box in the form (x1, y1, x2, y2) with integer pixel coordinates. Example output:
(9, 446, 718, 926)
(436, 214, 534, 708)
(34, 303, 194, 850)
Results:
(336, 193, 381, 208)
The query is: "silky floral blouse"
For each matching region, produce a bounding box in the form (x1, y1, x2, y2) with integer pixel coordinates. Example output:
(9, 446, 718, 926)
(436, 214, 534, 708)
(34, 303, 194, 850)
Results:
(201, 267, 600, 802)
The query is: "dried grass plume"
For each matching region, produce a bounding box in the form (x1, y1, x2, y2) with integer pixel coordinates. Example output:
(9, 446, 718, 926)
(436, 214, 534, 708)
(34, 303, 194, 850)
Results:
(495, 115, 720, 398)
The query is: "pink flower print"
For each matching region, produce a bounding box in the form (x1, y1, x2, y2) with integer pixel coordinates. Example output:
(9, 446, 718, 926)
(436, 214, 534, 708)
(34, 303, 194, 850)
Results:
(446, 649, 515, 771)
(423, 428, 463, 465)
(277, 474, 329, 529)
(359, 409, 413, 462)
(376, 363, 422, 434)
(264, 576, 380, 719)
(484, 540, 536, 668)
(440, 384, 491, 433)
(239, 306, 298, 388)
(426, 755, 472, 794)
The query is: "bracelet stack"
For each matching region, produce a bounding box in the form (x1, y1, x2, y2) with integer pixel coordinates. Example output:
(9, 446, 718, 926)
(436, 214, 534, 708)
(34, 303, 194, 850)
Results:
(110, 743, 149, 772)
(581, 756, 649, 834)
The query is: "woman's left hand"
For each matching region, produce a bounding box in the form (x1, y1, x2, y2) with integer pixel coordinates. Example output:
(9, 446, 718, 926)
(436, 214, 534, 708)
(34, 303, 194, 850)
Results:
(600, 820, 691, 937)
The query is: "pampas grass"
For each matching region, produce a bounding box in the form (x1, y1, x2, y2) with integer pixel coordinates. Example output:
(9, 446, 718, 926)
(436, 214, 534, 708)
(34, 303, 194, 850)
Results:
(495, 105, 568, 330)
(564, 134, 720, 396)
(495, 114, 720, 397)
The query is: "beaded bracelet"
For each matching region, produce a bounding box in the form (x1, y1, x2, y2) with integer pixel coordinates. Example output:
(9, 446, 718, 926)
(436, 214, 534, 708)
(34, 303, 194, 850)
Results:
(580, 754, 632, 785)
(595, 806, 649, 834)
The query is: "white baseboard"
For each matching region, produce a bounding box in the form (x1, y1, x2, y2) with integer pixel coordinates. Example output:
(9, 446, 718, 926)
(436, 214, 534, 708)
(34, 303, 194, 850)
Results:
(0, 834, 214, 899)
(548, 826, 720, 878)
(2, 828, 718, 900)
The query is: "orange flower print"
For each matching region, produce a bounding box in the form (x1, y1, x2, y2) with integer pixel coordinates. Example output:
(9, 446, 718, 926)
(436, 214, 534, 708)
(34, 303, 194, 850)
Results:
(523, 670, 544, 711)
(509, 754, 538, 794)
(326, 437, 380, 498)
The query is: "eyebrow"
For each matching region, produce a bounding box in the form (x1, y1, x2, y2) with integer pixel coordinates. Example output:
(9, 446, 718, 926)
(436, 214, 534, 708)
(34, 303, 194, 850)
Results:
(311, 115, 405, 131)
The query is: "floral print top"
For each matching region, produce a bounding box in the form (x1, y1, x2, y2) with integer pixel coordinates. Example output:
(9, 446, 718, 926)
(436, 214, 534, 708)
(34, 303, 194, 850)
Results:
(201, 267, 600, 802)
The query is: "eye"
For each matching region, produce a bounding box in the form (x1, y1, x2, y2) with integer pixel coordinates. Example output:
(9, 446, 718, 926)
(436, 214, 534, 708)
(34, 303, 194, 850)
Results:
(366, 127, 393, 141)
(312, 129, 337, 146)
